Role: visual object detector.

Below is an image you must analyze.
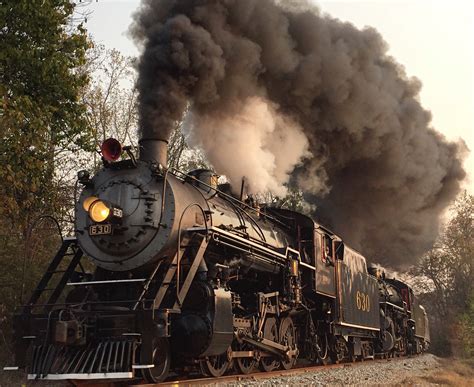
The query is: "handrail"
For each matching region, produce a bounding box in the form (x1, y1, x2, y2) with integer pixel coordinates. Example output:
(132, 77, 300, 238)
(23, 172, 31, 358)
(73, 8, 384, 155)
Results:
(170, 168, 289, 229)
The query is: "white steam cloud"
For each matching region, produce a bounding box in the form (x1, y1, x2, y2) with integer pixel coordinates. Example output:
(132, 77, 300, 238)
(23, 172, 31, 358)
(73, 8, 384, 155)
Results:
(184, 97, 310, 196)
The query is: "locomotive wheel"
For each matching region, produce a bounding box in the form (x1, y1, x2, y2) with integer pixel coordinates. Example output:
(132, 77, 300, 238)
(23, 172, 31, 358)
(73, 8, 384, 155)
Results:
(260, 317, 280, 372)
(200, 352, 230, 377)
(234, 342, 257, 374)
(141, 338, 171, 383)
(279, 317, 297, 370)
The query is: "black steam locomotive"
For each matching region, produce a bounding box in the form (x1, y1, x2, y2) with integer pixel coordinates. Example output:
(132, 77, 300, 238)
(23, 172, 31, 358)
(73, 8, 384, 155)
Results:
(7, 138, 430, 382)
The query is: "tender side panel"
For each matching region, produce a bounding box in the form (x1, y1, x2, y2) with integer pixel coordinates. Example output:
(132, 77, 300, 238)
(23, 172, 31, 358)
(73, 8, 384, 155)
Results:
(411, 296, 427, 339)
(424, 313, 430, 343)
(337, 261, 380, 330)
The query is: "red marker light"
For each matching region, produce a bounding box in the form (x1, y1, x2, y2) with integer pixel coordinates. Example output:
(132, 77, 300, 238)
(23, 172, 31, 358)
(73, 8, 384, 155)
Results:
(101, 138, 122, 162)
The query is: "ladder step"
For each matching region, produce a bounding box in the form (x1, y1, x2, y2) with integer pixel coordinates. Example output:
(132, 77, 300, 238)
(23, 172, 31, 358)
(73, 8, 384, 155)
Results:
(67, 279, 146, 286)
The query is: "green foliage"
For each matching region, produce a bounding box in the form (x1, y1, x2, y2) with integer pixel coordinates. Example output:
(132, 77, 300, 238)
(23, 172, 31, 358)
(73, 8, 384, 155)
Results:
(0, 0, 93, 226)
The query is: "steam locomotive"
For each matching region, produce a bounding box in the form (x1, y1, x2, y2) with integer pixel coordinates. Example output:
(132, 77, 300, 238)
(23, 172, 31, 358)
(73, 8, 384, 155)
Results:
(7, 137, 430, 382)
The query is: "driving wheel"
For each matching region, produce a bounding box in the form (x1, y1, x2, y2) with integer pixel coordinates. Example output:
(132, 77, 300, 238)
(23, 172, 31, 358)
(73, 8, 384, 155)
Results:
(279, 317, 297, 370)
(260, 317, 280, 372)
(234, 342, 256, 374)
(200, 352, 230, 377)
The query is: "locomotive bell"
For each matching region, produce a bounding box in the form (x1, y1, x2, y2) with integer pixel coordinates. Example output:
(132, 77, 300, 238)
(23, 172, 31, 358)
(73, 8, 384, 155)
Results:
(186, 169, 219, 193)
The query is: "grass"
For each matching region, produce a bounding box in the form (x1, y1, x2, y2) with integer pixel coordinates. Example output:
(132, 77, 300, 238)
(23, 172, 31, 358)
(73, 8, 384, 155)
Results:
(410, 358, 474, 386)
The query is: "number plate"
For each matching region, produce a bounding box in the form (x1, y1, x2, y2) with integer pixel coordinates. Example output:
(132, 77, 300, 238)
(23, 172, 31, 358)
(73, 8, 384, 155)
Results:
(89, 224, 112, 236)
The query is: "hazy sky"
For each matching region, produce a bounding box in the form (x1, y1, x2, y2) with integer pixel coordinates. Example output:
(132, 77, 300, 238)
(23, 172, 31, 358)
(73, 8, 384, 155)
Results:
(85, 0, 473, 192)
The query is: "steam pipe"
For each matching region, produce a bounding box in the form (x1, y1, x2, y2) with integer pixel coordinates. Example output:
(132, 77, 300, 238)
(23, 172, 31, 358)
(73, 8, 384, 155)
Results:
(139, 138, 168, 167)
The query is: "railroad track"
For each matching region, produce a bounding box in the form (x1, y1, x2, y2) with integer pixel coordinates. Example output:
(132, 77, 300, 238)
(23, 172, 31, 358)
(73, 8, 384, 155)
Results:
(72, 354, 413, 387)
(134, 356, 400, 386)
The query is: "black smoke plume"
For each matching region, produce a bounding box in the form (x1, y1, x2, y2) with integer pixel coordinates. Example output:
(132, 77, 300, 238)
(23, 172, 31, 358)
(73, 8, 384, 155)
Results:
(131, 0, 466, 268)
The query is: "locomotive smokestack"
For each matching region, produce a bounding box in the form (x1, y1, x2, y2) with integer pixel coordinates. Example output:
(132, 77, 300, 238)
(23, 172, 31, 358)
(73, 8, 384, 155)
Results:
(139, 138, 168, 167)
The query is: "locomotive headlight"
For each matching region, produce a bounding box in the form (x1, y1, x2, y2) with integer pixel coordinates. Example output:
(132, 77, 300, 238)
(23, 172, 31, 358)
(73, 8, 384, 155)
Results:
(83, 196, 99, 211)
(87, 199, 123, 223)
(89, 200, 110, 223)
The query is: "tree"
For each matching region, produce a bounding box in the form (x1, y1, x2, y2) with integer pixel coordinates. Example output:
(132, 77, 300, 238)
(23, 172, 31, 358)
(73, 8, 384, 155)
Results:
(411, 192, 474, 357)
(1, 0, 93, 229)
(81, 46, 138, 161)
(443, 192, 474, 310)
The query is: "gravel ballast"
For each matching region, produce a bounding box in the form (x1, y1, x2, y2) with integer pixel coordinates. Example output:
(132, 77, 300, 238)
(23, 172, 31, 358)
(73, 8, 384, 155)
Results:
(228, 354, 441, 386)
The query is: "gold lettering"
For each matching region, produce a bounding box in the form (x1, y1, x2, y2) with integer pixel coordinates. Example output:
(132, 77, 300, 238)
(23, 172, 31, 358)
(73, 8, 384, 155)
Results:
(355, 291, 371, 312)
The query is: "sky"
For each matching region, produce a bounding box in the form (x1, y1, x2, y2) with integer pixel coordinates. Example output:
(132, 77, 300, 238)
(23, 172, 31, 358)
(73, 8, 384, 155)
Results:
(84, 0, 474, 193)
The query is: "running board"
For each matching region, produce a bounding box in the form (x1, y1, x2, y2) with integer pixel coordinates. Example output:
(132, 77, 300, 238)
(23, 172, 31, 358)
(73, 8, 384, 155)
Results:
(28, 372, 133, 380)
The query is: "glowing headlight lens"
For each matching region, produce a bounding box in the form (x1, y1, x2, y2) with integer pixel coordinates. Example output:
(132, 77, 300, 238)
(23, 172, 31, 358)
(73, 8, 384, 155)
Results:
(83, 196, 99, 211)
(89, 200, 110, 223)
